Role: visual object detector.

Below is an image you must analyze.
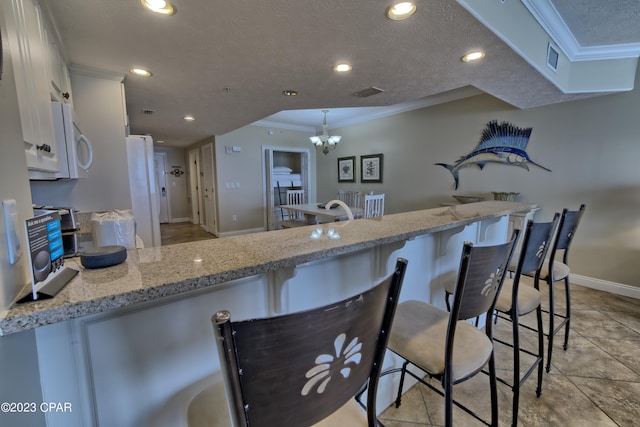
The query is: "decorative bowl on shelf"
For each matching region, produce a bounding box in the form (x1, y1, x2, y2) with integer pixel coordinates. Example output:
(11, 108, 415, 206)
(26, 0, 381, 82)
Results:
(453, 195, 486, 204)
(491, 192, 520, 201)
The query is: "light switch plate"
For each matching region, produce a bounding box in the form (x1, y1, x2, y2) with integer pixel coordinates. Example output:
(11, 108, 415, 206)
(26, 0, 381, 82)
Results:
(2, 199, 22, 264)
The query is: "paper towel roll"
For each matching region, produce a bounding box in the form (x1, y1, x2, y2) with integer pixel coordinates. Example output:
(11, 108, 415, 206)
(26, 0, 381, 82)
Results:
(91, 210, 136, 249)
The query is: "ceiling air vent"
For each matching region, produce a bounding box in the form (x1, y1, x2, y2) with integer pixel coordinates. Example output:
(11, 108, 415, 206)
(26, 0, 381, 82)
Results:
(547, 44, 559, 72)
(352, 87, 385, 98)
(142, 108, 155, 115)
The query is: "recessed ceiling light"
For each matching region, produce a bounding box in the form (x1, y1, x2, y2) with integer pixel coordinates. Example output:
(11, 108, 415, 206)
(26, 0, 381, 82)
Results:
(130, 68, 153, 77)
(282, 89, 299, 96)
(386, 2, 417, 20)
(333, 63, 352, 73)
(140, 0, 176, 15)
(461, 51, 486, 62)
(184, 115, 195, 121)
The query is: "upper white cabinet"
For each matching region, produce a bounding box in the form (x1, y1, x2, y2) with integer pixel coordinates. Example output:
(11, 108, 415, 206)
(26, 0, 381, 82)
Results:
(45, 23, 72, 104)
(2, 0, 64, 173)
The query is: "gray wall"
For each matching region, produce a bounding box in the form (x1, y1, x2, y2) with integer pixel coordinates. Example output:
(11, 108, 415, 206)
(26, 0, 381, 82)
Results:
(316, 69, 640, 287)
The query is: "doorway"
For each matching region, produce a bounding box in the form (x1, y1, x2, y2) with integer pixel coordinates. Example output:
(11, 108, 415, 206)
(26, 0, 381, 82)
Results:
(154, 152, 170, 223)
(263, 146, 312, 230)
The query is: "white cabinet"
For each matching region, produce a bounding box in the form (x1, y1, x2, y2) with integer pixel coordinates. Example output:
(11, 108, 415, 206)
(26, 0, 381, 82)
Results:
(46, 27, 72, 103)
(2, 0, 59, 172)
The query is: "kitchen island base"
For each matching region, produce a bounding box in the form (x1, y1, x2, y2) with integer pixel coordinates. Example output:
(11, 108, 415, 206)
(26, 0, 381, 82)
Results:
(34, 215, 510, 427)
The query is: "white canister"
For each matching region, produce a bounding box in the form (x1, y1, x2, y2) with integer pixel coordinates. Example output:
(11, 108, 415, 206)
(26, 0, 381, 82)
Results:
(91, 210, 136, 249)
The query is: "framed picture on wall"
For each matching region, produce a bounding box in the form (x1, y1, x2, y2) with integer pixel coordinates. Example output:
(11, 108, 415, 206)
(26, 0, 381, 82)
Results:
(361, 154, 383, 183)
(337, 156, 356, 183)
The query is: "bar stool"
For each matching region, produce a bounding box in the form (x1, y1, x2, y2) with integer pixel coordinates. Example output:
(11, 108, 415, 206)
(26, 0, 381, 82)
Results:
(535, 204, 586, 372)
(189, 258, 407, 427)
(386, 234, 518, 427)
(493, 215, 559, 426)
(188, 259, 408, 427)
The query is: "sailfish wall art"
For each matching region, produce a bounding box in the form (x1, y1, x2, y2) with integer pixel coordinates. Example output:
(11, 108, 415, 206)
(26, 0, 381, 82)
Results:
(436, 120, 551, 189)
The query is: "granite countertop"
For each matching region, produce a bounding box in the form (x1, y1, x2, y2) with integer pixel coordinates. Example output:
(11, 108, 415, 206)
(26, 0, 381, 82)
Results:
(0, 201, 536, 335)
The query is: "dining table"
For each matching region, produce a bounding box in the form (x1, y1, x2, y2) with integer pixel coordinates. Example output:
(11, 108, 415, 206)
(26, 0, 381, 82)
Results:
(280, 202, 363, 224)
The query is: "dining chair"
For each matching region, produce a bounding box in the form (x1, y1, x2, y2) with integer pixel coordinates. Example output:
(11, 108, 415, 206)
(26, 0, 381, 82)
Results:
(386, 234, 518, 427)
(280, 189, 307, 228)
(351, 191, 363, 218)
(191, 258, 408, 427)
(337, 189, 350, 205)
(337, 190, 362, 208)
(337, 190, 363, 219)
(363, 193, 384, 219)
(533, 204, 586, 372)
(490, 216, 558, 426)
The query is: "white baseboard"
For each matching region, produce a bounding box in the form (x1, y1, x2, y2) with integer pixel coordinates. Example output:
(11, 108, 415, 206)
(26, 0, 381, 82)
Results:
(570, 274, 640, 299)
(169, 218, 191, 223)
(217, 227, 265, 238)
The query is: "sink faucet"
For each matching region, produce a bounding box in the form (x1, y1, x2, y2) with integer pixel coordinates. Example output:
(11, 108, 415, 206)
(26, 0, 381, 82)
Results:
(310, 199, 353, 240)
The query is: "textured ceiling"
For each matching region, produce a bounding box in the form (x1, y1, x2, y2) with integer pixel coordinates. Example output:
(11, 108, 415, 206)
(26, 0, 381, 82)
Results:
(550, 0, 640, 45)
(42, 0, 639, 148)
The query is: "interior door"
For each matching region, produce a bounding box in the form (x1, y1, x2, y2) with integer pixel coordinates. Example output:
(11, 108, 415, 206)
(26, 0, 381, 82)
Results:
(154, 153, 170, 223)
(201, 143, 217, 234)
(188, 149, 201, 225)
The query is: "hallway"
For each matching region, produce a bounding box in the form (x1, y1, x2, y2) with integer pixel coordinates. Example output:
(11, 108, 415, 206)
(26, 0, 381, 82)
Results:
(160, 222, 216, 246)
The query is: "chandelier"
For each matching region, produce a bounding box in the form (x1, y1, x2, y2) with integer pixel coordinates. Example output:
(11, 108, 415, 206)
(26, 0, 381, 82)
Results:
(310, 110, 341, 155)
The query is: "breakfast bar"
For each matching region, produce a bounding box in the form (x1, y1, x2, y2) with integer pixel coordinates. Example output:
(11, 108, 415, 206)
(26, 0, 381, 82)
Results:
(0, 201, 536, 427)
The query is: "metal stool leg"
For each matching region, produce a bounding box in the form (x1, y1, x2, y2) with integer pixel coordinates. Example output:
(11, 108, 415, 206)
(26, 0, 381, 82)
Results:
(512, 310, 521, 427)
(535, 304, 544, 397)
(563, 276, 571, 350)
(394, 360, 410, 408)
(546, 279, 555, 373)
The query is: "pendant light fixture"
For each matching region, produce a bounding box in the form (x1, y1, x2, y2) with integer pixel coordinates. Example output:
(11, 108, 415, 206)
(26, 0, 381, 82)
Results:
(310, 110, 341, 155)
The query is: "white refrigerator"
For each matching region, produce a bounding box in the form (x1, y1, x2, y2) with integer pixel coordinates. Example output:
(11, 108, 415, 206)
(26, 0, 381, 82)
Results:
(125, 135, 161, 248)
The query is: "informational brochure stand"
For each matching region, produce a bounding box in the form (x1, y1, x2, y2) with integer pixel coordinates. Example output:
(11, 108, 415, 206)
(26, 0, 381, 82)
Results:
(17, 212, 78, 303)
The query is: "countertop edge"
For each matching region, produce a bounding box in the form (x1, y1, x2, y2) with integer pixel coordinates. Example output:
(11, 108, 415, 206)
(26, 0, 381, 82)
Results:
(0, 202, 536, 335)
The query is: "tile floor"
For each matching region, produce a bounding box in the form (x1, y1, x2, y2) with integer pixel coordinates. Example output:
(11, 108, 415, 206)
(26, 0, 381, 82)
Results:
(160, 222, 216, 245)
(379, 283, 640, 426)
